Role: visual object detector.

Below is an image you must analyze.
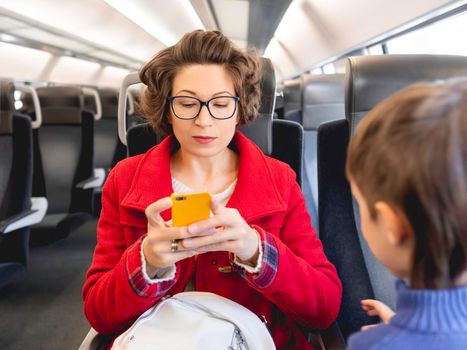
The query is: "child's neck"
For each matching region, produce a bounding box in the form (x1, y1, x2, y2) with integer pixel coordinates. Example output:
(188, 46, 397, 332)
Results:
(455, 270, 467, 287)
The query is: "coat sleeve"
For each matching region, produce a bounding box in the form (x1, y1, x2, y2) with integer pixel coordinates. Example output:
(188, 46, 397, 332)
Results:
(81, 167, 179, 335)
(236, 168, 342, 329)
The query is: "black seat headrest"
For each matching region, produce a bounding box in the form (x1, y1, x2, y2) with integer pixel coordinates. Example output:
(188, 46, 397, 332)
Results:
(346, 54, 467, 134)
(19, 91, 36, 115)
(36, 86, 84, 125)
(283, 78, 302, 116)
(302, 73, 345, 131)
(0, 79, 15, 135)
(84, 93, 97, 116)
(238, 57, 275, 155)
(98, 88, 119, 118)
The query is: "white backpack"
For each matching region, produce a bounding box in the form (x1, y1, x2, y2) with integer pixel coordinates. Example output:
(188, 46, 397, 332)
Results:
(111, 291, 276, 350)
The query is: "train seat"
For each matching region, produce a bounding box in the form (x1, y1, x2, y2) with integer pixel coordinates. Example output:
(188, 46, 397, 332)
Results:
(86, 87, 127, 216)
(318, 54, 467, 342)
(94, 88, 127, 170)
(301, 73, 345, 234)
(0, 79, 46, 288)
(282, 77, 302, 122)
(29, 86, 98, 245)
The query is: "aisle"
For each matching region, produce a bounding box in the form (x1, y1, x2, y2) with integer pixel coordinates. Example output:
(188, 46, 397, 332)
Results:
(0, 219, 97, 350)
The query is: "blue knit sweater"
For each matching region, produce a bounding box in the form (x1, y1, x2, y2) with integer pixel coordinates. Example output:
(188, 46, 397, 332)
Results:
(347, 279, 467, 350)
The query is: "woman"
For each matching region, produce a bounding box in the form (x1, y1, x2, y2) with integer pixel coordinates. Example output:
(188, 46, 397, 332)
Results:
(82, 30, 342, 349)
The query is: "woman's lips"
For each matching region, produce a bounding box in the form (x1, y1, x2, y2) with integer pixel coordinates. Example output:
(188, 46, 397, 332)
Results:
(193, 136, 217, 144)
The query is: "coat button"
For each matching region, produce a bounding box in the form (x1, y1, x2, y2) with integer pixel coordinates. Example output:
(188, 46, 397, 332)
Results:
(218, 265, 233, 273)
(211, 259, 217, 265)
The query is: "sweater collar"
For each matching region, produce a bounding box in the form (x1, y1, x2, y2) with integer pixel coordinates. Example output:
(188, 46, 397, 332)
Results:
(121, 131, 286, 221)
(390, 279, 467, 333)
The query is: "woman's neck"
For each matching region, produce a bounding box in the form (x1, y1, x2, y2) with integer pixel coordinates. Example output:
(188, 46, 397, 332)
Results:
(170, 147, 238, 194)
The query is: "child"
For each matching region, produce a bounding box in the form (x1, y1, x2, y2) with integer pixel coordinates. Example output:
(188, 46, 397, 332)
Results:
(345, 79, 467, 349)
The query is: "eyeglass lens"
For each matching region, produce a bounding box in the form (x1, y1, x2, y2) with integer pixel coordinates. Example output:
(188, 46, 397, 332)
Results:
(171, 96, 237, 119)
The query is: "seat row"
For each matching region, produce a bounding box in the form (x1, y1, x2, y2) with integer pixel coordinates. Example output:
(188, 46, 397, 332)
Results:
(0, 82, 130, 287)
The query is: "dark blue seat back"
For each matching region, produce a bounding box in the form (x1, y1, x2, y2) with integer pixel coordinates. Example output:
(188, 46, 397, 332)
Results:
(30, 86, 93, 244)
(93, 88, 127, 170)
(301, 74, 345, 234)
(282, 78, 302, 123)
(0, 79, 33, 287)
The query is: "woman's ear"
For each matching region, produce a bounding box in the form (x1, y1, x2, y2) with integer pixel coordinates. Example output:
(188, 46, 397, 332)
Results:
(374, 202, 412, 246)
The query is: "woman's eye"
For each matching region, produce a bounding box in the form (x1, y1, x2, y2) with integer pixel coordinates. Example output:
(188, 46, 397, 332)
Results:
(213, 104, 228, 108)
(181, 103, 196, 108)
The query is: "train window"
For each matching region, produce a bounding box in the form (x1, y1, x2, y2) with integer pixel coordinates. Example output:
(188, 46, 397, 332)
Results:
(333, 58, 346, 74)
(322, 63, 336, 74)
(367, 44, 384, 55)
(310, 67, 323, 75)
(14, 90, 23, 110)
(386, 11, 467, 55)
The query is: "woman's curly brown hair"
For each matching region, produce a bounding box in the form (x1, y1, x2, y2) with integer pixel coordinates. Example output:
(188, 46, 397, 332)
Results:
(138, 30, 262, 134)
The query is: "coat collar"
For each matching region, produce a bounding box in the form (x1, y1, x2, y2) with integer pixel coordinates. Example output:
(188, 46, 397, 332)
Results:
(121, 131, 287, 221)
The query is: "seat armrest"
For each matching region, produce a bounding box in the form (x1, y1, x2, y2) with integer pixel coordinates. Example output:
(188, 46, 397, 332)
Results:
(78, 328, 113, 350)
(76, 168, 106, 189)
(78, 328, 100, 350)
(320, 322, 346, 350)
(302, 321, 346, 350)
(0, 197, 48, 234)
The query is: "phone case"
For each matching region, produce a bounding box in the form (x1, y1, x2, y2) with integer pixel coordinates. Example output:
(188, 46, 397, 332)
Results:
(171, 192, 211, 227)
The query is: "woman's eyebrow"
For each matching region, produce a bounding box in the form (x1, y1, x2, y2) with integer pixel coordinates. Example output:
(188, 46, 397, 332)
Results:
(212, 91, 234, 96)
(174, 89, 197, 95)
(173, 89, 234, 97)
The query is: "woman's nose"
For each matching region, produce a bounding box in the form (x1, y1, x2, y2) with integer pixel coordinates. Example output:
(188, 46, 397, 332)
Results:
(195, 105, 213, 126)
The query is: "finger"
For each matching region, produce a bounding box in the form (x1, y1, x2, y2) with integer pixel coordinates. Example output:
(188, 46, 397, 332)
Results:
(361, 324, 378, 331)
(147, 225, 191, 242)
(361, 299, 379, 307)
(145, 197, 173, 225)
(182, 228, 234, 249)
(164, 249, 198, 263)
(188, 208, 241, 235)
(210, 197, 223, 215)
(361, 299, 390, 312)
(187, 216, 224, 235)
(189, 240, 230, 253)
(366, 309, 381, 317)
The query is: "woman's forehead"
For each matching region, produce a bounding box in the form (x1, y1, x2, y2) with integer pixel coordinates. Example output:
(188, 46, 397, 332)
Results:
(172, 64, 235, 96)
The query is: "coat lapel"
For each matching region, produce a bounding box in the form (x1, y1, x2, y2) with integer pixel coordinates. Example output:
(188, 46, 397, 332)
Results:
(229, 132, 287, 222)
(121, 136, 174, 221)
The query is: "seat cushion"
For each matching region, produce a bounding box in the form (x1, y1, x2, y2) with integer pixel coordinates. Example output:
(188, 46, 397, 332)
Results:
(30, 212, 91, 246)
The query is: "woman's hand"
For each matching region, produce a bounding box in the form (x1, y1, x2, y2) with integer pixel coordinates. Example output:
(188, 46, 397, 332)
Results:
(182, 200, 260, 265)
(143, 197, 197, 275)
(360, 299, 395, 331)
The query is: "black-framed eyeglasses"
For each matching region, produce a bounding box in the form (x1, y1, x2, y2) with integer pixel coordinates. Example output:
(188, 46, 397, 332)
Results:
(167, 95, 240, 120)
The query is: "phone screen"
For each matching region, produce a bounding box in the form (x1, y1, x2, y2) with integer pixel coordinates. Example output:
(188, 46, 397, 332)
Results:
(171, 192, 211, 227)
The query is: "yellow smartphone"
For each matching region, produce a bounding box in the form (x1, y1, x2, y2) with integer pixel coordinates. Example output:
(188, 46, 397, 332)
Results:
(171, 192, 211, 227)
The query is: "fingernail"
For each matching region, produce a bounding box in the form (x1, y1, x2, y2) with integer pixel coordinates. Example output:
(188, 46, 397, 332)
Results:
(184, 238, 192, 246)
(188, 225, 198, 234)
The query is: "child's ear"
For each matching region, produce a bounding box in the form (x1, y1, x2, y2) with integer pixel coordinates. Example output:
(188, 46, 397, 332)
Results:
(374, 202, 412, 246)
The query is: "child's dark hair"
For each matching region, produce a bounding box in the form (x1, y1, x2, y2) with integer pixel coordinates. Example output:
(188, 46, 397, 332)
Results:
(347, 78, 467, 289)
